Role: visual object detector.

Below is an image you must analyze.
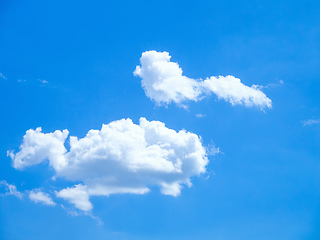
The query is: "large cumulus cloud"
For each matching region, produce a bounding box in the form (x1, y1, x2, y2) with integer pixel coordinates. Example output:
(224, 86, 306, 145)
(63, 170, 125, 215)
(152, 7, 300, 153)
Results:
(8, 118, 209, 211)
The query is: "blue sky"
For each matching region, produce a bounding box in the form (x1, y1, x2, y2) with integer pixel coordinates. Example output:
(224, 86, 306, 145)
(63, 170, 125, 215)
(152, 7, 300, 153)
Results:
(1, 0, 320, 239)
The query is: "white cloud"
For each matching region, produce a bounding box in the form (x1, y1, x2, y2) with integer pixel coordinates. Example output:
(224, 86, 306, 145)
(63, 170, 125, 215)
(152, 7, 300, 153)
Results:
(253, 80, 284, 90)
(265, 80, 284, 88)
(7, 127, 69, 170)
(8, 118, 209, 211)
(134, 50, 272, 109)
(38, 79, 48, 84)
(302, 119, 320, 126)
(29, 189, 56, 206)
(196, 114, 206, 118)
(0, 180, 23, 199)
(206, 143, 220, 156)
(0, 73, 7, 79)
(203, 76, 271, 107)
(56, 184, 92, 212)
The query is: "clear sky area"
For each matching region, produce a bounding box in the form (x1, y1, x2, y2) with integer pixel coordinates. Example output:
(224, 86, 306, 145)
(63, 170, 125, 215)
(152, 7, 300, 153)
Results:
(1, 0, 320, 239)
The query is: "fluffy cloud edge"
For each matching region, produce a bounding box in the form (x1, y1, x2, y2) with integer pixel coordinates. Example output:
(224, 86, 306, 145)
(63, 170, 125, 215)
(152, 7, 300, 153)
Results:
(29, 189, 56, 206)
(8, 117, 211, 211)
(134, 50, 272, 109)
(56, 184, 93, 212)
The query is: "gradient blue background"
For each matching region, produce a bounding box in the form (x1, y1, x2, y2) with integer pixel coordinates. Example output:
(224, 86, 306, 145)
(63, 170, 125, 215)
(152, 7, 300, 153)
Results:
(1, 0, 320, 239)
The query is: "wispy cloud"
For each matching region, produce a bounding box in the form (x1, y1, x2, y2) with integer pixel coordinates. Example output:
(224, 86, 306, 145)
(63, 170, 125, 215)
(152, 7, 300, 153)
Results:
(0, 73, 7, 80)
(206, 143, 221, 156)
(0, 180, 23, 199)
(17, 78, 49, 85)
(302, 119, 320, 126)
(254, 80, 284, 90)
(60, 203, 103, 224)
(38, 79, 48, 84)
(196, 114, 206, 118)
(29, 189, 56, 206)
(265, 80, 284, 88)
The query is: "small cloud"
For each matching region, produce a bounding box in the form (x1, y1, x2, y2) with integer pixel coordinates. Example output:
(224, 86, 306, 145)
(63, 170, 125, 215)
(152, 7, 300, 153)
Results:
(265, 80, 284, 88)
(0, 73, 7, 80)
(258, 80, 284, 89)
(206, 143, 220, 156)
(205, 170, 215, 180)
(302, 119, 320, 126)
(196, 114, 206, 118)
(134, 50, 272, 109)
(29, 189, 56, 206)
(18, 79, 27, 83)
(38, 79, 48, 84)
(56, 184, 92, 212)
(0, 180, 23, 199)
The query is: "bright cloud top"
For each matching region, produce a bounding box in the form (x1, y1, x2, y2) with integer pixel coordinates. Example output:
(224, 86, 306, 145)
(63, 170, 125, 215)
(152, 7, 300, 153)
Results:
(134, 50, 272, 108)
(29, 189, 56, 206)
(8, 118, 209, 212)
(56, 184, 92, 212)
